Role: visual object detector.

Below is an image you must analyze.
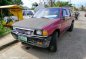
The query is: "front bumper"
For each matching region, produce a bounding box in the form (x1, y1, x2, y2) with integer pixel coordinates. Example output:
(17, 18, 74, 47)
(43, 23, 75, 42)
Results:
(11, 32, 51, 48)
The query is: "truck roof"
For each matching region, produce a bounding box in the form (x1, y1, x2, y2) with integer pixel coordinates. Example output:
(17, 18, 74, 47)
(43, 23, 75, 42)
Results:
(46, 7, 70, 10)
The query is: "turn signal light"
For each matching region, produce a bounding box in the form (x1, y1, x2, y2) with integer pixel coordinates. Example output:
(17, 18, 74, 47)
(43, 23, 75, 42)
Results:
(43, 30, 48, 36)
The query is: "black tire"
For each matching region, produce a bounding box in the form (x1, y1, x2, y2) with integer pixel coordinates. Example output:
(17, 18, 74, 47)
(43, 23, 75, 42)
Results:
(68, 21, 74, 32)
(21, 42, 25, 44)
(48, 32, 58, 52)
(21, 42, 31, 47)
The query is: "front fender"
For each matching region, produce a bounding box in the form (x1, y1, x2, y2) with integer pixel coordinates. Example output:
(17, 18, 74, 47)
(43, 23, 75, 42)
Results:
(42, 21, 61, 36)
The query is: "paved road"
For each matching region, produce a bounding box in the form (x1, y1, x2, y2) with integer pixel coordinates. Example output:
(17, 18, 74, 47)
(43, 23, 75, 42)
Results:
(0, 11, 86, 59)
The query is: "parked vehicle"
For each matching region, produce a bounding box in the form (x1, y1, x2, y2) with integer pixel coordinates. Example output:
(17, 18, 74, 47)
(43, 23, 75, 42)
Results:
(4, 16, 18, 23)
(85, 13, 86, 17)
(23, 10, 34, 19)
(11, 7, 75, 52)
(74, 11, 79, 20)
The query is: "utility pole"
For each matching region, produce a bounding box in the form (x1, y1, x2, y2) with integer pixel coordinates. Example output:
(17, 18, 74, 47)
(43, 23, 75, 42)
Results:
(49, 0, 53, 7)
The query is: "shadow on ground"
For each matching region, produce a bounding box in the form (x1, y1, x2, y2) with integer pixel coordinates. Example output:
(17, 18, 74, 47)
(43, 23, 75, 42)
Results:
(21, 28, 86, 59)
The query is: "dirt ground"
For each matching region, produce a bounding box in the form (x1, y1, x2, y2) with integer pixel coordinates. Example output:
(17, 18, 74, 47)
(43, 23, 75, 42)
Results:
(0, 11, 86, 59)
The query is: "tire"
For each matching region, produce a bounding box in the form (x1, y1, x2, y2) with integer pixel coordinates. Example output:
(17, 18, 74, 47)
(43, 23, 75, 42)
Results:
(48, 32, 58, 52)
(21, 42, 26, 45)
(68, 21, 74, 32)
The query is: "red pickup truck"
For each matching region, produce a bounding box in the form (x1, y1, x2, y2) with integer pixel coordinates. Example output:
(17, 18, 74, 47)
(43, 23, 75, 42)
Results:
(11, 7, 75, 52)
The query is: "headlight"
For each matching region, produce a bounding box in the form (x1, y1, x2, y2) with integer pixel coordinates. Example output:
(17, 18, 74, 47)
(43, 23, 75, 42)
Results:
(35, 30, 48, 36)
(35, 30, 42, 35)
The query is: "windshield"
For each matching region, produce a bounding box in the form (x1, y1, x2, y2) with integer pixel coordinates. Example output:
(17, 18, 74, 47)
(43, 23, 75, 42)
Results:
(33, 8, 60, 19)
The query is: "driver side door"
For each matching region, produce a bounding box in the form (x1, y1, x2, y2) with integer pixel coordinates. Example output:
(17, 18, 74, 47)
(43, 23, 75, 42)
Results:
(60, 9, 69, 32)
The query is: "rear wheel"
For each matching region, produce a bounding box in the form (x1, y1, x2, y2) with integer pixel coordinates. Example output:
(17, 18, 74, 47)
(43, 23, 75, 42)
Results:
(48, 32, 58, 52)
(68, 21, 74, 32)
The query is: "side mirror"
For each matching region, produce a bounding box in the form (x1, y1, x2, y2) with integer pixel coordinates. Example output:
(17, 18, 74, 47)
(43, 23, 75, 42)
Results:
(62, 15, 68, 20)
(62, 15, 69, 20)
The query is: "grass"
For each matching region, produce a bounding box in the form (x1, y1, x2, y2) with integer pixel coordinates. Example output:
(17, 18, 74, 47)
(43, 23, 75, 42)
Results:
(0, 24, 11, 37)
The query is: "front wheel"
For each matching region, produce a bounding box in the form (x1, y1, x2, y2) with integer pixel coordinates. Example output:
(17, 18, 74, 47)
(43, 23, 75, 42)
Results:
(48, 32, 58, 52)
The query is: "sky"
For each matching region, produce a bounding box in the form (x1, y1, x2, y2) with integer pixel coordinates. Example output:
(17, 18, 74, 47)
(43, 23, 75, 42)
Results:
(22, 0, 86, 8)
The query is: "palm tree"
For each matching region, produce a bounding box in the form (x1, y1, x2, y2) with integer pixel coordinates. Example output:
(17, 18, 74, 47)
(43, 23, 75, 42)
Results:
(53, 1, 72, 7)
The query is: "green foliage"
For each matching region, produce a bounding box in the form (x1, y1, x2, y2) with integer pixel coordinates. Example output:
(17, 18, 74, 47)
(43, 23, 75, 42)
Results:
(0, 0, 20, 37)
(0, 0, 22, 6)
(45, 4, 49, 8)
(0, 0, 12, 6)
(30, 8, 35, 10)
(0, 0, 23, 19)
(0, 24, 11, 37)
(32, 2, 38, 8)
(1, 20, 6, 25)
(52, 1, 72, 7)
(12, 0, 23, 5)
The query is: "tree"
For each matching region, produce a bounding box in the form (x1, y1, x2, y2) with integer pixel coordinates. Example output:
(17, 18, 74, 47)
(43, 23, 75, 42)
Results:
(0, 0, 23, 17)
(49, 0, 55, 7)
(12, 0, 23, 5)
(80, 5, 85, 11)
(0, 0, 12, 6)
(0, 0, 23, 6)
(45, 4, 49, 7)
(53, 1, 72, 7)
(32, 2, 38, 8)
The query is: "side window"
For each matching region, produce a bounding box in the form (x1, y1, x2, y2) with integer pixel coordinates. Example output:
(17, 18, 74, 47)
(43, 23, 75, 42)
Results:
(66, 9, 71, 16)
(62, 9, 68, 16)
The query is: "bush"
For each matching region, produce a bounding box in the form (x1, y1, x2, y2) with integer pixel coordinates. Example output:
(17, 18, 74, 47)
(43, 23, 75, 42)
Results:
(0, 24, 11, 37)
(1, 20, 6, 25)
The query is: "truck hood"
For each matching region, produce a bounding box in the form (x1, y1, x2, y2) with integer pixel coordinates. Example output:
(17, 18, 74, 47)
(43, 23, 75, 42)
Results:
(13, 18, 56, 29)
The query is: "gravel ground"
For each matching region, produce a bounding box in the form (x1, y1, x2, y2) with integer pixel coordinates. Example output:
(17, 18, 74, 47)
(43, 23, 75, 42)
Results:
(0, 11, 86, 59)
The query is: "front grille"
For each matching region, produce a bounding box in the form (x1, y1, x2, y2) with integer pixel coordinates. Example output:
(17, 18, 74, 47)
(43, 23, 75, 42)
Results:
(16, 28, 34, 35)
(27, 38, 44, 45)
